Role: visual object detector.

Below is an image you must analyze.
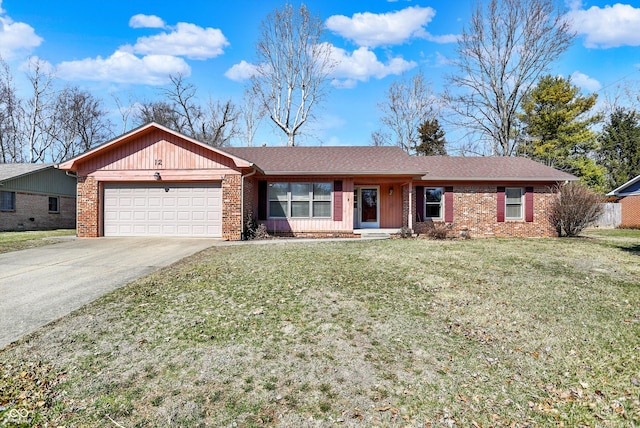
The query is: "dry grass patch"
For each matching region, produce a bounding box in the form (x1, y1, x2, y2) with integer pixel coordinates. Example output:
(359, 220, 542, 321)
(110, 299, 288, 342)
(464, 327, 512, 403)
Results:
(0, 229, 75, 254)
(1, 233, 639, 427)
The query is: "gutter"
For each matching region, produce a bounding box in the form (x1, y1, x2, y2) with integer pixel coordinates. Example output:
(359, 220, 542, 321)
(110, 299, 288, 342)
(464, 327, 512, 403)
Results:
(240, 166, 257, 240)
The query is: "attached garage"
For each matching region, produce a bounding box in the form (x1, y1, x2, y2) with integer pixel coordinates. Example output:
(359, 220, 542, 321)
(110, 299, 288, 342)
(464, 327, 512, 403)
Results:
(103, 182, 222, 237)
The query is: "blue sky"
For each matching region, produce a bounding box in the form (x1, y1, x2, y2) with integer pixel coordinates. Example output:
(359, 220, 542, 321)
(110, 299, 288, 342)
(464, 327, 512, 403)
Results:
(1, 0, 639, 149)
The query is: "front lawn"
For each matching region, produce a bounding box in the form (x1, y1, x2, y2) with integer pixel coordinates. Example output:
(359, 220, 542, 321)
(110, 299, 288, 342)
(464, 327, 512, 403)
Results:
(1, 234, 638, 427)
(0, 229, 76, 254)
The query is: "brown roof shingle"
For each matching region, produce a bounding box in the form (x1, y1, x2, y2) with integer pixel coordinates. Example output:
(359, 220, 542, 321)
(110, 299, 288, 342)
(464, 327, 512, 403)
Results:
(413, 156, 578, 182)
(222, 146, 427, 175)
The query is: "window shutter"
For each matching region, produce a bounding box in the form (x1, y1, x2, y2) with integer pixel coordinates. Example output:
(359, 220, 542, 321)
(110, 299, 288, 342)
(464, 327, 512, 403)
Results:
(333, 180, 343, 221)
(444, 186, 454, 222)
(525, 187, 534, 222)
(416, 186, 424, 222)
(258, 180, 267, 220)
(497, 187, 505, 222)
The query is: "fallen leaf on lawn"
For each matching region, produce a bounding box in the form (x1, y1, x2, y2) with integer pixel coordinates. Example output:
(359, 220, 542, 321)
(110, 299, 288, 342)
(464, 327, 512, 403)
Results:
(631, 377, 640, 387)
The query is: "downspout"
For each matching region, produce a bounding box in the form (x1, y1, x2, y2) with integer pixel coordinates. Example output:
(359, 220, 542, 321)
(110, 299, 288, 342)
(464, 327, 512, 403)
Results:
(241, 166, 257, 240)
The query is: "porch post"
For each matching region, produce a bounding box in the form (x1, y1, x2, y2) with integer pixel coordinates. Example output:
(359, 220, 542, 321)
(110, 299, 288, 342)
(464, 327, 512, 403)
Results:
(408, 182, 413, 230)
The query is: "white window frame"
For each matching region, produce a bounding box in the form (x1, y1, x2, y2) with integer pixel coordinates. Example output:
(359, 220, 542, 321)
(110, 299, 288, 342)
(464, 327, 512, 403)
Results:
(505, 187, 523, 220)
(48, 196, 60, 213)
(268, 182, 332, 219)
(0, 191, 15, 211)
(424, 187, 444, 220)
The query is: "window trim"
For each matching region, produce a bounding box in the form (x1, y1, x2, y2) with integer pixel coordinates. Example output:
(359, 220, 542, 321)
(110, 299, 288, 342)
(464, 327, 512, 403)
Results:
(424, 187, 444, 220)
(268, 182, 333, 219)
(48, 196, 60, 213)
(505, 187, 524, 220)
(0, 191, 15, 211)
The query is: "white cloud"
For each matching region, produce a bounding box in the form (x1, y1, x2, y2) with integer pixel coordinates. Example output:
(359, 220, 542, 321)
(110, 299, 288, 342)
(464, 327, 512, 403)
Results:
(328, 45, 416, 87)
(0, 7, 42, 59)
(56, 50, 190, 85)
(129, 14, 165, 29)
(566, 3, 640, 48)
(128, 22, 229, 60)
(326, 6, 437, 48)
(225, 60, 259, 81)
(571, 71, 601, 92)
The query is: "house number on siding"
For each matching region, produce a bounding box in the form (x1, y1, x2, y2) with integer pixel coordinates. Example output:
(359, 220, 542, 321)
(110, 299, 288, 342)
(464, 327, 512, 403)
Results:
(154, 159, 162, 166)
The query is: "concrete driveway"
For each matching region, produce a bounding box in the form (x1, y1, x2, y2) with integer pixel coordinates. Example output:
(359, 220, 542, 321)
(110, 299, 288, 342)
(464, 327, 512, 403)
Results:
(0, 237, 218, 349)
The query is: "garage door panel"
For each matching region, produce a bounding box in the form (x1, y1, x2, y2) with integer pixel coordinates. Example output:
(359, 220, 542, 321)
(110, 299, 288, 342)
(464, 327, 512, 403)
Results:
(104, 183, 222, 237)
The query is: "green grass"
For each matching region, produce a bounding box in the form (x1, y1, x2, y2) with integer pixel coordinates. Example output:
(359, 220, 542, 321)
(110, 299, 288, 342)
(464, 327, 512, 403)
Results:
(0, 229, 75, 254)
(1, 233, 639, 427)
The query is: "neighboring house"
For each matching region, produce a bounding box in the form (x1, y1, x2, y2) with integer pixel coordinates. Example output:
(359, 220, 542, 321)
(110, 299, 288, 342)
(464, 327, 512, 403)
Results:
(606, 175, 640, 228)
(59, 122, 577, 240)
(0, 163, 77, 231)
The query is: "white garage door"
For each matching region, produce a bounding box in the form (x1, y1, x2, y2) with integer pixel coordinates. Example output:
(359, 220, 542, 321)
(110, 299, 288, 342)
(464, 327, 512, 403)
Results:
(103, 183, 222, 237)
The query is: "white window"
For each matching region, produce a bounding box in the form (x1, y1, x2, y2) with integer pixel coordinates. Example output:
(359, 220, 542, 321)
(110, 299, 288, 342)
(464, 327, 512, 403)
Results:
(425, 188, 443, 219)
(505, 188, 523, 219)
(268, 182, 332, 219)
(48, 196, 60, 213)
(0, 191, 15, 211)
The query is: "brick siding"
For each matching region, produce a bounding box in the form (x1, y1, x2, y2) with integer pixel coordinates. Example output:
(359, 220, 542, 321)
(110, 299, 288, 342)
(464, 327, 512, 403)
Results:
(76, 176, 99, 237)
(0, 192, 75, 231)
(222, 174, 242, 240)
(620, 195, 640, 228)
(412, 185, 557, 238)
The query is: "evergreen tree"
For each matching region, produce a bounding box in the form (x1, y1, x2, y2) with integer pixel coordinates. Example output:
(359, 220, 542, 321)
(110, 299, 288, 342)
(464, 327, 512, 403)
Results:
(597, 107, 640, 190)
(518, 75, 606, 192)
(416, 118, 447, 156)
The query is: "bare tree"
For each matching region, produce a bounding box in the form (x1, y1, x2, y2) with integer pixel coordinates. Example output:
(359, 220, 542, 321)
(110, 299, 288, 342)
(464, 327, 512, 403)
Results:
(134, 75, 240, 147)
(446, 0, 574, 156)
(0, 57, 24, 162)
(240, 90, 265, 147)
(373, 72, 439, 154)
(48, 86, 113, 162)
(251, 3, 335, 146)
(24, 57, 56, 163)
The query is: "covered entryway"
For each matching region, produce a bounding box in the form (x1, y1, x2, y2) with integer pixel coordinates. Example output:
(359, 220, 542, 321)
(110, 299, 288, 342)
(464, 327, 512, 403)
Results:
(103, 182, 222, 237)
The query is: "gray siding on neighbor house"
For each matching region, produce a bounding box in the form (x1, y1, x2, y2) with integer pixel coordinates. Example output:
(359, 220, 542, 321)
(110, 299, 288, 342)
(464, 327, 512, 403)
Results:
(620, 178, 640, 195)
(0, 167, 76, 196)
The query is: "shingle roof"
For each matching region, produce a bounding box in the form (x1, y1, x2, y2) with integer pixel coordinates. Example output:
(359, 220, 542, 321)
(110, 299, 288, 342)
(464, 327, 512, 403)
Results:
(413, 156, 578, 182)
(222, 146, 427, 175)
(0, 163, 55, 182)
(222, 146, 577, 182)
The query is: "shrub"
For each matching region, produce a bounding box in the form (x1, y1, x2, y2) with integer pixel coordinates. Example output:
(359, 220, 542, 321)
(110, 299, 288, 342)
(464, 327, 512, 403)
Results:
(549, 182, 604, 237)
(424, 222, 450, 240)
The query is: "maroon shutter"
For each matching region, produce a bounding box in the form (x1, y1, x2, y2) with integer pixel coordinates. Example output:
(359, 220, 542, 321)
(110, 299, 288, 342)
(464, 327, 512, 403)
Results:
(444, 186, 454, 222)
(333, 180, 343, 221)
(497, 187, 505, 222)
(416, 186, 424, 222)
(525, 187, 534, 222)
(258, 180, 267, 220)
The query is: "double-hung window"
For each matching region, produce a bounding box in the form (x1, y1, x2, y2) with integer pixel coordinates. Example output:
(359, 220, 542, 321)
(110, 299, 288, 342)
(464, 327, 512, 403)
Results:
(505, 188, 523, 219)
(0, 191, 15, 211)
(268, 182, 332, 218)
(425, 187, 443, 219)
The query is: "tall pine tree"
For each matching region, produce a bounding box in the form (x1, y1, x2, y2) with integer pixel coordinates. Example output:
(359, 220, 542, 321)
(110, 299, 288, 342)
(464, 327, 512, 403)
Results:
(597, 107, 640, 189)
(416, 118, 447, 156)
(518, 75, 606, 192)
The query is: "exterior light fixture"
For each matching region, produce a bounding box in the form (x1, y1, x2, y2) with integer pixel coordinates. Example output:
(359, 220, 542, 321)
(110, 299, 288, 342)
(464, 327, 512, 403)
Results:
(154, 172, 161, 180)
(389, 187, 394, 196)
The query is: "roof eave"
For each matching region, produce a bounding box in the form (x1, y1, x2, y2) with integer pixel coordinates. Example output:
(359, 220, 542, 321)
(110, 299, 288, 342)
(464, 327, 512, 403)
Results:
(259, 170, 428, 176)
(417, 176, 579, 182)
(607, 175, 640, 196)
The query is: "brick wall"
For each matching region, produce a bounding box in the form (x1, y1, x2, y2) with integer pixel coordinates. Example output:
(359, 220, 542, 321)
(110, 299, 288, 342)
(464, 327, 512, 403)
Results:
(413, 185, 557, 238)
(620, 195, 640, 227)
(76, 176, 99, 237)
(222, 174, 242, 240)
(0, 192, 75, 231)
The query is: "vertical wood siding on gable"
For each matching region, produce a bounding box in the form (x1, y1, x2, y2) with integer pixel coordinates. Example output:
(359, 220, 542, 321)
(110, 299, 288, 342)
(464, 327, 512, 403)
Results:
(77, 129, 238, 175)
